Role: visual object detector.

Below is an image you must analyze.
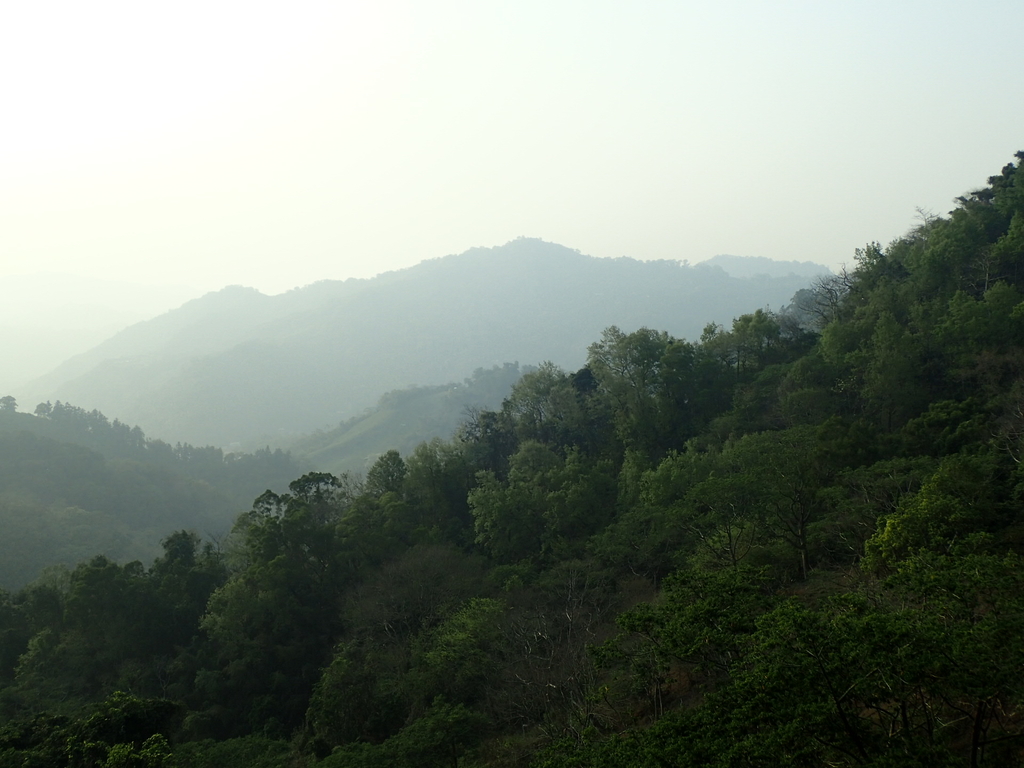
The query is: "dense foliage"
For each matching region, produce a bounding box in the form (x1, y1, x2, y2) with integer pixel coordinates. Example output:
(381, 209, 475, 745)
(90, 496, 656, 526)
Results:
(0, 404, 299, 589)
(2, 153, 1024, 766)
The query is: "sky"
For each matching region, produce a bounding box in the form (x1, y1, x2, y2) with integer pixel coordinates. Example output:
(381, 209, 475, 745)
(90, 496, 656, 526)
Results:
(2, 0, 1023, 298)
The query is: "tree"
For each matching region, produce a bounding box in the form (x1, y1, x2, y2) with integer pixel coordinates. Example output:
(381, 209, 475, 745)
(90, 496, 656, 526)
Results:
(11, 556, 174, 706)
(469, 442, 615, 564)
(195, 474, 359, 735)
(402, 438, 475, 544)
(469, 442, 557, 563)
(366, 449, 407, 497)
(413, 597, 506, 707)
(611, 566, 776, 683)
(587, 326, 671, 457)
(794, 270, 853, 329)
(863, 452, 1011, 572)
(726, 427, 834, 579)
(0, 396, 16, 413)
(0, 692, 178, 768)
(682, 472, 763, 570)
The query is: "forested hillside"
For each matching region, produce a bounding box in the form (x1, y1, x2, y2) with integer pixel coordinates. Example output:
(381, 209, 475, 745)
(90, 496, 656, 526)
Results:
(289, 363, 527, 475)
(2, 153, 1023, 767)
(23, 242, 821, 448)
(0, 402, 300, 589)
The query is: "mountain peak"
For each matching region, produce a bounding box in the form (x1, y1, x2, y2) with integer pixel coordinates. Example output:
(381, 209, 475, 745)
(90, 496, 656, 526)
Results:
(23, 241, 819, 447)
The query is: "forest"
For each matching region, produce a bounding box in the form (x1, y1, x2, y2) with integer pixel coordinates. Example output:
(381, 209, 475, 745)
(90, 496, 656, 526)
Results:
(1, 152, 1024, 766)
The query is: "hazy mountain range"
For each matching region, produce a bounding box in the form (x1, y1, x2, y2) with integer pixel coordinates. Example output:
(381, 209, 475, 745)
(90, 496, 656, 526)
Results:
(0, 273, 200, 393)
(16, 239, 828, 448)
(696, 254, 830, 279)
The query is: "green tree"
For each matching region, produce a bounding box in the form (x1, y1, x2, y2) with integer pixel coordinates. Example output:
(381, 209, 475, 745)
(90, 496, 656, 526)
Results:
(365, 450, 407, 497)
(402, 439, 475, 544)
(194, 474, 359, 735)
(412, 598, 506, 707)
(864, 452, 1012, 572)
(469, 443, 556, 563)
(469, 443, 614, 563)
(587, 326, 670, 456)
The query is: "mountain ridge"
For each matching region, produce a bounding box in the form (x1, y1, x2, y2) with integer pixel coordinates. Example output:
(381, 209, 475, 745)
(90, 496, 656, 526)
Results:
(22, 240, 826, 447)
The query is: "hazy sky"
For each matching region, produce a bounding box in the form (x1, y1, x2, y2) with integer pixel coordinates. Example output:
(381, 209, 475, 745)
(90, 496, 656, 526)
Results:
(2, 0, 1022, 296)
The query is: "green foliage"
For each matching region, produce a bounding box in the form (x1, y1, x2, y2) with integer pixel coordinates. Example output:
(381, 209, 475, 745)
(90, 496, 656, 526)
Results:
(611, 567, 777, 677)
(470, 444, 615, 563)
(406, 598, 507, 712)
(318, 699, 486, 768)
(306, 544, 490, 751)
(0, 692, 178, 768)
(3, 535, 224, 718)
(0, 407, 297, 590)
(400, 438, 476, 545)
(170, 736, 294, 768)
(864, 452, 1012, 571)
(6, 153, 1024, 768)
(192, 474, 369, 736)
(364, 450, 407, 497)
(306, 642, 407, 750)
(587, 326, 671, 457)
(578, 553, 1024, 766)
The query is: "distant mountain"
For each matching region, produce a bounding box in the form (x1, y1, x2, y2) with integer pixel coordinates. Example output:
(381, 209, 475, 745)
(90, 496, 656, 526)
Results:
(698, 254, 831, 279)
(0, 273, 200, 392)
(291, 363, 527, 476)
(22, 240, 826, 448)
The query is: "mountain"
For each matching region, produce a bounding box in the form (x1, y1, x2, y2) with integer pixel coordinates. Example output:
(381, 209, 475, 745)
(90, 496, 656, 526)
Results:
(0, 273, 200, 393)
(22, 240, 826, 448)
(698, 253, 831, 279)
(0, 403, 301, 588)
(290, 363, 527, 475)
(2, 154, 1022, 766)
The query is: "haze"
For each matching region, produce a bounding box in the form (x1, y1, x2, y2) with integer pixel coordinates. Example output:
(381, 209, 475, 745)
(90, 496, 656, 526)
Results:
(2, 0, 1023, 297)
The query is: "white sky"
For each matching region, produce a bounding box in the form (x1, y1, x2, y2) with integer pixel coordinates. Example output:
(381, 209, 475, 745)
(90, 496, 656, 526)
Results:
(1, 0, 1022, 296)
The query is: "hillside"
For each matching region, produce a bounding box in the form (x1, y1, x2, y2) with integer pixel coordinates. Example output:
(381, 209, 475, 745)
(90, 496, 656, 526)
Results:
(21, 241, 824, 448)
(0, 274, 199, 393)
(0, 404, 301, 588)
(0, 152, 1022, 767)
(290, 363, 526, 476)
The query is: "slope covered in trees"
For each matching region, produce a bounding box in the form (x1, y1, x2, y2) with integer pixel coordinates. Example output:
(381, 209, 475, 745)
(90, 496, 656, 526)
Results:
(1, 153, 1023, 767)
(0, 402, 300, 589)
(288, 363, 527, 475)
(22, 242, 821, 448)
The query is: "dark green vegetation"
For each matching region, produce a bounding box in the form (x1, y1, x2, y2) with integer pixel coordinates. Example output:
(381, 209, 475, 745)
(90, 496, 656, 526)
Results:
(0, 401, 299, 589)
(24, 241, 820, 448)
(2, 153, 1024, 766)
